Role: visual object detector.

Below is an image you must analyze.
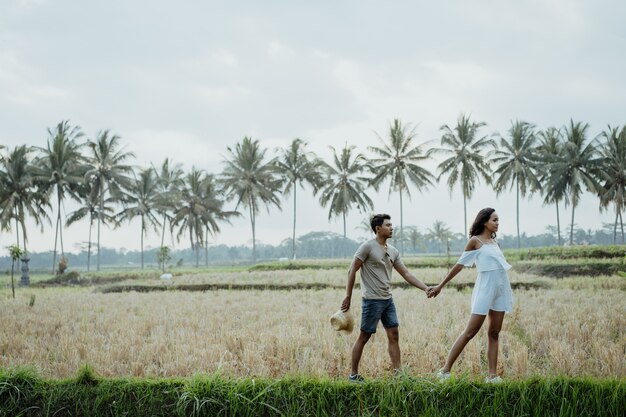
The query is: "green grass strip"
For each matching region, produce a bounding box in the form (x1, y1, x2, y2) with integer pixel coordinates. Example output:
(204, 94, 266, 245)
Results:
(1, 368, 624, 417)
(513, 259, 625, 277)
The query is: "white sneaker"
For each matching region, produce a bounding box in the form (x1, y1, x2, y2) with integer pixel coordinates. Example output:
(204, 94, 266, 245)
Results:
(484, 376, 503, 383)
(436, 369, 451, 381)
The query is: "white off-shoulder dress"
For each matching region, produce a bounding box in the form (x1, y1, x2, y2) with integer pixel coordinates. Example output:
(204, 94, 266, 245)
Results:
(456, 238, 513, 315)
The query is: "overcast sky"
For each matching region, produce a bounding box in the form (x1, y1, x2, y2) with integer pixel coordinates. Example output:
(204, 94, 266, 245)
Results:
(1, 0, 624, 253)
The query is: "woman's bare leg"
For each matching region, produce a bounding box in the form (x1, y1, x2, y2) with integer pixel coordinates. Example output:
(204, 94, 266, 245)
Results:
(487, 310, 505, 377)
(441, 314, 486, 372)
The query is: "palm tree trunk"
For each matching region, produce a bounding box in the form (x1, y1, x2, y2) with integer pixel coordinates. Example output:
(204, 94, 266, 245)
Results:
(292, 187, 297, 260)
(59, 206, 65, 258)
(14, 213, 22, 278)
(14, 209, 20, 250)
(463, 194, 467, 237)
(569, 204, 576, 245)
(205, 226, 209, 267)
(58, 188, 65, 265)
(342, 211, 346, 239)
(159, 212, 168, 271)
(87, 214, 93, 272)
(614, 211, 618, 244)
(516, 179, 520, 248)
(97, 190, 103, 271)
(556, 199, 561, 246)
(190, 229, 198, 268)
(52, 209, 60, 274)
(10, 260, 15, 299)
(20, 219, 27, 255)
(140, 215, 145, 269)
(160, 213, 167, 248)
(399, 188, 404, 256)
(250, 204, 257, 264)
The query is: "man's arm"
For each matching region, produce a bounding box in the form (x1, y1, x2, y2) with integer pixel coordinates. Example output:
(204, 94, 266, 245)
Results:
(341, 257, 363, 311)
(394, 263, 429, 292)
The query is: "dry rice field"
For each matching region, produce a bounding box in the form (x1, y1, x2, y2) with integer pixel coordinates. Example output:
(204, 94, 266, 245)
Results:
(1, 269, 624, 380)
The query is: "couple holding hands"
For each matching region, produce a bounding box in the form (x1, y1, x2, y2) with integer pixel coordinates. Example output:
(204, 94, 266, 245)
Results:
(340, 209, 513, 383)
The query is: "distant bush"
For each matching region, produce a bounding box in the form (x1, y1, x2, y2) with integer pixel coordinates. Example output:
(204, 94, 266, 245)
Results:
(514, 260, 624, 277)
(505, 245, 626, 261)
(34, 270, 150, 287)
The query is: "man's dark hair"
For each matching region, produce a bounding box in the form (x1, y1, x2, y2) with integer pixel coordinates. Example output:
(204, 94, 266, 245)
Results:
(370, 213, 391, 233)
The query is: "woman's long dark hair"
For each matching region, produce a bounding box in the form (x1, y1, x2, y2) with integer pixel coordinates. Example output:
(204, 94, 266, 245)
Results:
(469, 208, 496, 238)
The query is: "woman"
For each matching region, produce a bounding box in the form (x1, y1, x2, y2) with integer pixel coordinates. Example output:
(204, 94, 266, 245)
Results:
(428, 208, 513, 383)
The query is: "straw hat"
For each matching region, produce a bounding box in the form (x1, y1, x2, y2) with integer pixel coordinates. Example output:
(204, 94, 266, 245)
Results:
(330, 309, 354, 333)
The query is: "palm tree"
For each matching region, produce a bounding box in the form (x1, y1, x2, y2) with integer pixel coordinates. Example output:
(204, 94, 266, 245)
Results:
(430, 113, 494, 236)
(368, 119, 435, 255)
(598, 125, 626, 243)
(32, 120, 85, 273)
(425, 220, 452, 256)
(0, 145, 50, 254)
(276, 138, 324, 259)
(200, 174, 239, 266)
(221, 137, 282, 264)
(319, 144, 373, 238)
(536, 127, 567, 246)
(402, 225, 424, 254)
(547, 120, 603, 245)
(153, 158, 184, 249)
(490, 121, 541, 248)
(426, 220, 455, 267)
(172, 168, 238, 267)
(66, 182, 117, 272)
(355, 218, 374, 241)
(84, 130, 135, 270)
(8, 244, 24, 299)
(172, 168, 205, 267)
(116, 168, 162, 269)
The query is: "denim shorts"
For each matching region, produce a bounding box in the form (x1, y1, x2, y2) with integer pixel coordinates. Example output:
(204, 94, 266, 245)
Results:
(360, 298, 399, 334)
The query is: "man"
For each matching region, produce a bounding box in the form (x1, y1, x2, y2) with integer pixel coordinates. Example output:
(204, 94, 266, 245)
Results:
(340, 213, 430, 381)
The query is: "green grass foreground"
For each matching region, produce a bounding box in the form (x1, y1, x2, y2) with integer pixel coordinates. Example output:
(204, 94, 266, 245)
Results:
(1, 368, 623, 417)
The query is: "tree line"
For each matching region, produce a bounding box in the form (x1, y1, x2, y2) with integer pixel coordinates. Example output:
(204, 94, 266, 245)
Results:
(1, 115, 624, 272)
(1, 224, 619, 272)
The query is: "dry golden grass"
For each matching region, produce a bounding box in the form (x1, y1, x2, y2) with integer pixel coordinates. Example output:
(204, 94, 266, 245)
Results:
(0, 270, 624, 380)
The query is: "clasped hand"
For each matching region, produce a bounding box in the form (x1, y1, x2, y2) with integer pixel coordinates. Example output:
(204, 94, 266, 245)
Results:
(426, 285, 441, 298)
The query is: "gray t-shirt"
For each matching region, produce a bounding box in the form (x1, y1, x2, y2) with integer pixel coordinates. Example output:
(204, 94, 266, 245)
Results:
(354, 239, 405, 300)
